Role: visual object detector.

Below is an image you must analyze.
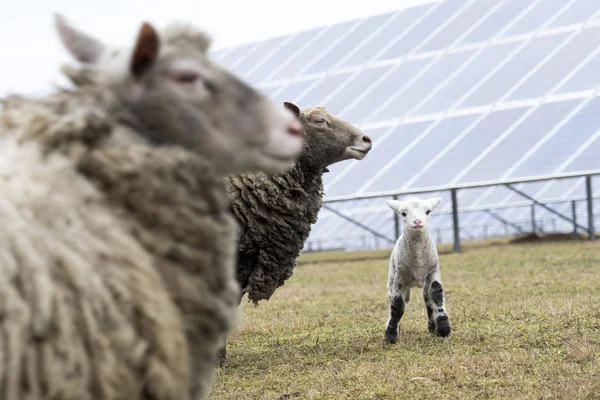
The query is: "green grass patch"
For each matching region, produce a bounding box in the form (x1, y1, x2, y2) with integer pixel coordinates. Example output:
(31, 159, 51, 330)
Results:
(212, 240, 600, 399)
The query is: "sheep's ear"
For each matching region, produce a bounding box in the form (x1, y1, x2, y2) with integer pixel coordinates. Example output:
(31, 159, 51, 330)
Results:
(387, 200, 404, 213)
(284, 102, 301, 119)
(54, 13, 106, 64)
(130, 22, 160, 78)
(429, 197, 442, 210)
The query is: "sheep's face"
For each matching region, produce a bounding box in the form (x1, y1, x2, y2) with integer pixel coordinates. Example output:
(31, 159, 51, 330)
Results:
(387, 197, 442, 233)
(286, 103, 372, 169)
(54, 15, 303, 175)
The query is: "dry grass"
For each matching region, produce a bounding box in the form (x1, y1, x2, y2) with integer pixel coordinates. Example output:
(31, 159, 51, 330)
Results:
(211, 240, 600, 399)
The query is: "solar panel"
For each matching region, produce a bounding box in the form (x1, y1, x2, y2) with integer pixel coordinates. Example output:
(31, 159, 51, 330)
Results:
(210, 0, 600, 250)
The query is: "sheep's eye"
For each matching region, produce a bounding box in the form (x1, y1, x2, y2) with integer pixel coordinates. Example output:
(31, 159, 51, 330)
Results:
(315, 117, 325, 124)
(401, 212, 407, 217)
(426, 210, 431, 215)
(170, 70, 201, 83)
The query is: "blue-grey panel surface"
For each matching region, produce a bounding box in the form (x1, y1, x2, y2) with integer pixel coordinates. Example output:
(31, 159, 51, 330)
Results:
(302, 12, 395, 75)
(414, 41, 519, 115)
(216, 42, 258, 68)
(269, 22, 355, 81)
(272, 80, 316, 104)
(212, 0, 600, 249)
(320, 65, 392, 116)
(369, 49, 476, 122)
(376, 0, 461, 61)
(233, 36, 290, 79)
(562, 134, 600, 172)
(418, 0, 500, 52)
(500, 0, 570, 37)
(246, 29, 321, 84)
(295, 73, 354, 107)
(547, 0, 600, 28)
(327, 122, 434, 196)
(508, 26, 600, 101)
(457, 0, 533, 45)
(365, 113, 478, 193)
(413, 107, 529, 188)
(458, 100, 581, 183)
(339, 57, 432, 124)
(323, 127, 393, 197)
(556, 50, 600, 94)
(508, 97, 599, 178)
(338, 5, 432, 68)
(458, 32, 570, 109)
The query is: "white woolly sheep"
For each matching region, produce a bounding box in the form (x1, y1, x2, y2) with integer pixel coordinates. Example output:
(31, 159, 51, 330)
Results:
(384, 197, 451, 344)
(0, 14, 303, 400)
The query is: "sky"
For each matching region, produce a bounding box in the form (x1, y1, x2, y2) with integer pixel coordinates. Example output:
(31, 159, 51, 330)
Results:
(0, 0, 439, 97)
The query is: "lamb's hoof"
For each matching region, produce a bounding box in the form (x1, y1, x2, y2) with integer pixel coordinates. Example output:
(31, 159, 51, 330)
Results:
(384, 327, 399, 344)
(216, 347, 227, 367)
(434, 316, 451, 337)
(428, 320, 436, 334)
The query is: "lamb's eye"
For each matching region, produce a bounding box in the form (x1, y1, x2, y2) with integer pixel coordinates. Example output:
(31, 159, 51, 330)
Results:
(315, 117, 325, 124)
(426, 210, 431, 215)
(170, 70, 201, 83)
(401, 212, 407, 217)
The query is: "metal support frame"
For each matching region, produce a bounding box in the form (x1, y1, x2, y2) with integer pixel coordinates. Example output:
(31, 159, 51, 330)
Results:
(485, 209, 527, 235)
(311, 171, 600, 253)
(530, 204, 536, 234)
(585, 176, 595, 240)
(572, 200, 578, 239)
(322, 205, 395, 245)
(504, 184, 589, 232)
(451, 189, 461, 253)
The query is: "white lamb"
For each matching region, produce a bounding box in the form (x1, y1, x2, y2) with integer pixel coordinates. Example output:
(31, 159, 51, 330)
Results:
(384, 197, 451, 344)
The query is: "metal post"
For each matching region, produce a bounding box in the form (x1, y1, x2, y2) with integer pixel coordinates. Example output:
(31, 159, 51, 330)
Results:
(572, 200, 578, 239)
(586, 176, 595, 240)
(393, 195, 400, 240)
(451, 189, 461, 253)
(530, 204, 536, 234)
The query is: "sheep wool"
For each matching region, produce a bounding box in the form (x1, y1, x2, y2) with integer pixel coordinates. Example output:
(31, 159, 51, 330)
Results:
(225, 102, 373, 305)
(0, 14, 303, 400)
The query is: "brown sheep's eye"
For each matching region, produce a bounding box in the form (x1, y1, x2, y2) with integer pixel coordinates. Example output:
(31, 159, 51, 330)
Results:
(170, 70, 201, 83)
(315, 117, 325, 124)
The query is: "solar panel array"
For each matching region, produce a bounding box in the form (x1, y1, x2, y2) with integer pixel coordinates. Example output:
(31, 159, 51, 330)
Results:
(212, 0, 600, 250)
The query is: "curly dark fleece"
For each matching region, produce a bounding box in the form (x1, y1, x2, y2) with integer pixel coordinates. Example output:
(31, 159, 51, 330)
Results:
(224, 102, 373, 305)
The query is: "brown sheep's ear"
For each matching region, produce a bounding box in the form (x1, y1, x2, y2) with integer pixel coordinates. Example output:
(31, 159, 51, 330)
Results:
(131, 22, 159, 78)
(283, 101, 301, 119)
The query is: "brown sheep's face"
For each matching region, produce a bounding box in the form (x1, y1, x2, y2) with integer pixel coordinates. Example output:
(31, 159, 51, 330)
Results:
(53, 14, 304, 175)
(284, 102, 372, 169)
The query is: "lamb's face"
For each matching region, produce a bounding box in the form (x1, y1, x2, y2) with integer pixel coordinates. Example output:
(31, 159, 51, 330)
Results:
(387, 197, 442, 232)
(291, 103, 372, 168)
(54, 15, 304, 175)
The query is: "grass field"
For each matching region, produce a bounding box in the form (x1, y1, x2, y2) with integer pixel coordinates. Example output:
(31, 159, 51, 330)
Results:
(211, 240, 600, 399)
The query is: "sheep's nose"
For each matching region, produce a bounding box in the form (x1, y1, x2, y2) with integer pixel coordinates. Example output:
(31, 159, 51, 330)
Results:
(362, 135, 372, 144)
(287, 120, 303, 138)
(413, 219, 422, 225)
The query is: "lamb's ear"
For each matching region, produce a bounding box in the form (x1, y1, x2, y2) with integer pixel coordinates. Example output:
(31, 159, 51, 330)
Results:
(428, 197, 442, 210)
(130, 22, 160, 78)
(387, 200, 404, 213)
(284, 102, 301, 119)
(54, 13, 106, 64)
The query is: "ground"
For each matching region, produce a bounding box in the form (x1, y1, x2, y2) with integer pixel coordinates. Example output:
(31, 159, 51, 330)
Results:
(211, 239, 600, 399)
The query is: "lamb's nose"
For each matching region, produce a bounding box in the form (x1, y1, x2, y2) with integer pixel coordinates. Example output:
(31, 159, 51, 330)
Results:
(362, 135, 372, 144)
(414, 219, 422, 225)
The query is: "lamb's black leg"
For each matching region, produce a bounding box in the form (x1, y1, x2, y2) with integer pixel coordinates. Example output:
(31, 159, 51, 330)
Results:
(384, 294, 406, 344)
(424, 274, 451, 337)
